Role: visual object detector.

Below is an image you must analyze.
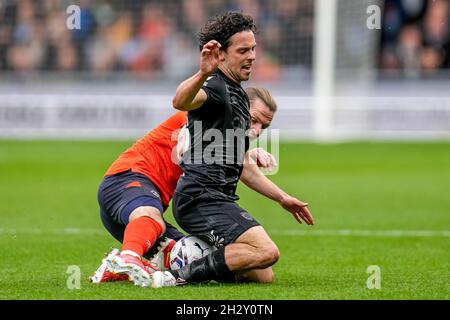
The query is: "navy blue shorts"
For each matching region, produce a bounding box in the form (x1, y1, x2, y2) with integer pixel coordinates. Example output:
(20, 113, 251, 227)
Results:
(172, 177, 260, 248)
(97, 170, 184, 258)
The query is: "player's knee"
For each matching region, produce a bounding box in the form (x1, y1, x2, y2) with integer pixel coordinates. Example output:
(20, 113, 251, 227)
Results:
(267, 244, 280, 265)
(129, 207, 166, 233)
(257, 243, 280, 268)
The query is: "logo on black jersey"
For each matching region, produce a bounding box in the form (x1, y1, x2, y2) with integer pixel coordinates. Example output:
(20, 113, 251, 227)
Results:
(240, 211, 254, 221)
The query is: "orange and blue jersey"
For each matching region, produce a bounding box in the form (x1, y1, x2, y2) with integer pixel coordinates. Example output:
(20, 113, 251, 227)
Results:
(105, 111, 187, 208)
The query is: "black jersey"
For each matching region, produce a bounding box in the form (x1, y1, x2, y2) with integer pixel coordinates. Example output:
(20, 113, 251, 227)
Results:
(179, 69, 250, 201)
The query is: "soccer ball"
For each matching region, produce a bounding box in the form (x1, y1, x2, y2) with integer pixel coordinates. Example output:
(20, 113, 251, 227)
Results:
(169, 235, 217, 270)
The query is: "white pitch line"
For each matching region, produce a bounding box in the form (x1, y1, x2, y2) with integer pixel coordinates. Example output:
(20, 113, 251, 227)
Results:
(0, 228, 104, 236)
(0, 228, 450, 238)
(269, 229, 450, 238)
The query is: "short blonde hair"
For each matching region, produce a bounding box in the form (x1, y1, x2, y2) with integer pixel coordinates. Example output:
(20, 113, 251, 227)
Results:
(245, 87, 277, 113)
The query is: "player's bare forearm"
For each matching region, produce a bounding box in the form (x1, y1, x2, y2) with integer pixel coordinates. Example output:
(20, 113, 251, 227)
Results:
(241, 161, 287, 203)
(172, 40, 220, 111)
(172, 71, 208, 111)
(241, 154, 315, 225)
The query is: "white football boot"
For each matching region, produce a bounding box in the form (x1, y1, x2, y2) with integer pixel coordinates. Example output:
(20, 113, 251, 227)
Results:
(105, 251, 152, 287)
(90, 248, 130, 283)
(151, 270, 187, 288)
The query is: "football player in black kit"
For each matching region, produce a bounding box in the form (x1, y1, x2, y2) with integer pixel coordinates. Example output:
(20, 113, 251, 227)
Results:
(151, 11, 314, 287)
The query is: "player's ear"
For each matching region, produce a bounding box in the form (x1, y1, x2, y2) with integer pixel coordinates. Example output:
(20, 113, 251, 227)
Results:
(218, 49, 227, 62)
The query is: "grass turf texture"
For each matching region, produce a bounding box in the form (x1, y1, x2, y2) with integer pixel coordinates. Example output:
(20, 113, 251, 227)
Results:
(0, 140, 449, 299)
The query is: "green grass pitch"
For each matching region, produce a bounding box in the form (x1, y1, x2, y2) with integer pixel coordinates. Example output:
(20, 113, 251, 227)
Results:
(0, 140, 449, 299)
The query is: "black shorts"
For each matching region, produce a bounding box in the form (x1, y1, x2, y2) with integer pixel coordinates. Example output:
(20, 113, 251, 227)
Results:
(97, 170, 184, 255)
(172, 179, 260, 248)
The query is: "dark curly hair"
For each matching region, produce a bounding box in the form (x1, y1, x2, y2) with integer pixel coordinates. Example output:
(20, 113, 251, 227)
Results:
(197, 11, 257, 51)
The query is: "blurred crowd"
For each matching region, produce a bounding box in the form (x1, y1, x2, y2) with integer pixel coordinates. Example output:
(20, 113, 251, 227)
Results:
(380, 0, 450, 77)
(0, 0, 314, 81)
(1, 0, 448, 81)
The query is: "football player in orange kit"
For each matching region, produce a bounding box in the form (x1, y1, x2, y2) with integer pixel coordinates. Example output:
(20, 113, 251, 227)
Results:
(90, 87, 278, 285)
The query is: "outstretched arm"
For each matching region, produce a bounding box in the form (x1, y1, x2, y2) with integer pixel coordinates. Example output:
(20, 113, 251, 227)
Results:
(240, 151, 314, 225)
(172, 40, 221, 111)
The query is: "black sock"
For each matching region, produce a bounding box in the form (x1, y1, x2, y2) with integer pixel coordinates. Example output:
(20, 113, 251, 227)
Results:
(170, 247, 236, 284)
